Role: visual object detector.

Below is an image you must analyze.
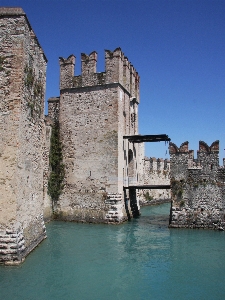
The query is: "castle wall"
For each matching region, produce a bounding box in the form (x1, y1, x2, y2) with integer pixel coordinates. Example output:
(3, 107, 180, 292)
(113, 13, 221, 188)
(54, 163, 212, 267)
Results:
(138, 156, 171, 204)
(54, 49, 140, 222)
(0, 8, 47, 264)
(169, 141, 225, 230)
(43, 116, 53, 221)
(43, 97, 60, 221)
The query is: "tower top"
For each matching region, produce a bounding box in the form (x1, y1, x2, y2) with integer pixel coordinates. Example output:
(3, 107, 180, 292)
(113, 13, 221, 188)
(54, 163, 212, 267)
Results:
(0, 7, 25, 16)
(59, 48, 140, 102)
(0, 7, 47, 62)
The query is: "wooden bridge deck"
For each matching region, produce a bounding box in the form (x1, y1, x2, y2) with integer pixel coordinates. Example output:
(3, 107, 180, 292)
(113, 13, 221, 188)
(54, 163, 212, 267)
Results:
(123, 134, 171, 143)
(123, 185, 171, 190)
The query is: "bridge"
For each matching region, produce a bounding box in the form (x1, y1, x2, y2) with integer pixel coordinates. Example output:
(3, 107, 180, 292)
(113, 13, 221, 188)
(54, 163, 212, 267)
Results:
(123, 134, 171, 143)
(123, 134, 171, 218)
(123, 133, 171, 191)
(123, 185, 171, 190)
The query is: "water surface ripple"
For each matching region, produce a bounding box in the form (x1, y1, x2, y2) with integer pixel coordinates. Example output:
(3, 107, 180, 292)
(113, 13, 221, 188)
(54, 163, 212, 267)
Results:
(1, 203, 225, 300)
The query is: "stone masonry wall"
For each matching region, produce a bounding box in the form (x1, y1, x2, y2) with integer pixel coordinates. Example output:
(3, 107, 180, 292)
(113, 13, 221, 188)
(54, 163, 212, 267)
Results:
(0, 8, 47, 264)
(169, 141, 225, 230)
(58, 85, 121, 222)
(42, 97, 60, 221)
(52, 48, 140, 222)
(138, 156, 171, 205)
(43, 116, 52, 222)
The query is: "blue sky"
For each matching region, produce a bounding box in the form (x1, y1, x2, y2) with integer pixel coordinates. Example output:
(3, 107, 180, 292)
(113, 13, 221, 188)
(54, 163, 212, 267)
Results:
(1, 0, 225, 163)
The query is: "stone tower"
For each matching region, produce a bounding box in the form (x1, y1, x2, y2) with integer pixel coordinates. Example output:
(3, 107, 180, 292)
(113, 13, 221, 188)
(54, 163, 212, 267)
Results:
(0, 8, 47, 264)
(49, 48, 141, 222)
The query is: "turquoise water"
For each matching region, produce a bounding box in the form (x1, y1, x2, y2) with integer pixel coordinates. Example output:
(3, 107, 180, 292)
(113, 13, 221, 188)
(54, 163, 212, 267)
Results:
(1, 203, 225, 300)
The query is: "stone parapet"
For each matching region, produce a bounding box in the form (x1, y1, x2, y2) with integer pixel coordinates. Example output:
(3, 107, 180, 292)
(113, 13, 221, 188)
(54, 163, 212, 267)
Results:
(169, 140, 225, 230)
(138, 157, 171, 203)
(59, 48, 140, 102)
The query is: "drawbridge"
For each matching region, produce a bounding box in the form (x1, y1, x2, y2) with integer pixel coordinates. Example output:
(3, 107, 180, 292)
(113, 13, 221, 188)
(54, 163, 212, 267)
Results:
(123, 185, 171, 190)
(123, 134, 171, 218)
(123, 133, 171, 191)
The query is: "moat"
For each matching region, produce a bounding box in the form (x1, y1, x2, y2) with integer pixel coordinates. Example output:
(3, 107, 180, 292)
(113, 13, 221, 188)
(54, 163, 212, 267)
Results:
(0, 203, 225, 300)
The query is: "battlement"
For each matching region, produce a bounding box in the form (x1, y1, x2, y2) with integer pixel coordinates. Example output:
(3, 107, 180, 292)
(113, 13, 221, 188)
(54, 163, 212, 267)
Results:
(139, 157, 171, 202)
(198, 140, 219, 153)
(170, 140, 219, 155)
(169, 140, 225, 230)
(59, 55, 75, 90)
(170, 141, 221, 178)
(169, 141, 189, 154)
(59, 48, 140, 101)
(144, 157, 170, 172)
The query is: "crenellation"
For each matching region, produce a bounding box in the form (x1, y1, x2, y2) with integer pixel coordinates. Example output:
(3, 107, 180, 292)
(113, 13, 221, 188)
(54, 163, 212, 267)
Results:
(123, 57, 130, 92)
(105, 48, 124, 85)
(59, 48, 139, 103)
(59, 55, 75, 90)
(81, 51, 97, 80)
(138, 157, 171, 204)
(197, 141, 219, 177)
(135, 72, 140, 103)
(130, 64, 136, 98)
(169, 140, 225, 230)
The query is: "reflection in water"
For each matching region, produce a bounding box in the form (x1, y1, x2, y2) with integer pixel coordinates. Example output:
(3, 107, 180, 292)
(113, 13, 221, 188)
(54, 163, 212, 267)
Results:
(0, 203, 225, 300)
